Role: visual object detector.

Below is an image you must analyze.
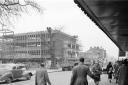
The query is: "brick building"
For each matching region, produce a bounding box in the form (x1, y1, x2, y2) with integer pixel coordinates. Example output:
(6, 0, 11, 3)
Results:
(1, 30, 80, 64)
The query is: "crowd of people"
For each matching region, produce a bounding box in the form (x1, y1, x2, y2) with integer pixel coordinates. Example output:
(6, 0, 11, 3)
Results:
(35, 57, 128, 85)
(70, 58, 128, 85)
(106, 59, 128, 85)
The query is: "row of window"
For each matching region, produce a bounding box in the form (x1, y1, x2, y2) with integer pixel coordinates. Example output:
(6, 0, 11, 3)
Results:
(67, 44, 79, 49)
(14, 33, 51, 40)
(14, 42, 50, 47)
(15, 50, 50, 55)
(67, 51, 77, 56)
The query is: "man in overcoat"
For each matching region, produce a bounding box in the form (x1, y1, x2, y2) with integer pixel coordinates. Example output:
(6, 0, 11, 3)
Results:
(118, 59, 128, 85)
(35, 63, 51, 85)
(70, 57, 99, 85)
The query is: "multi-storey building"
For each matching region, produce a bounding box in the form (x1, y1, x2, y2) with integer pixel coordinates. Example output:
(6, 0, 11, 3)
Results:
(1, 30, 80, 64)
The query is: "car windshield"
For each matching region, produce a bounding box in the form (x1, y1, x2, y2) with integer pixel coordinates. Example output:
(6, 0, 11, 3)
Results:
(0, 64, 13, 70)
(17, 65, 26, 70)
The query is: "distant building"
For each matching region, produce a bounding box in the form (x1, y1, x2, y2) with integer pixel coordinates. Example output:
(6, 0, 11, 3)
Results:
(1, 30, 80, 63)
(81, 47, 106, 66)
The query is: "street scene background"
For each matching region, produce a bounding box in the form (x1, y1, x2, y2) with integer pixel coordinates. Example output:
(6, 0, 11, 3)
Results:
(0, 0, 128, 85)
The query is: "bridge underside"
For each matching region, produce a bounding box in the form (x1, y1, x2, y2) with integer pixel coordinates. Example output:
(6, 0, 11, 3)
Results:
(74, 0, 128, 55)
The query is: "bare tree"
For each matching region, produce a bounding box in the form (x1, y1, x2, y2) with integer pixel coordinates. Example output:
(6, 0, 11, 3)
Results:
(0, 0, 42, 27)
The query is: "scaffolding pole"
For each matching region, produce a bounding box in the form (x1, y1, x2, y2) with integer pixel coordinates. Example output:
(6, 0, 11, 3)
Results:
(0, 25, 14, 63)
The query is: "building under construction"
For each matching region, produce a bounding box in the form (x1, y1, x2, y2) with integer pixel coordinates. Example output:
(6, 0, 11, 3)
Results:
(0, 28, 14, 63)
(0, 29, 80, 65)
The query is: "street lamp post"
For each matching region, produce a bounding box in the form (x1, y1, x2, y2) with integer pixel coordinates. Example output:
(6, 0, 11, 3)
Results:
(47, 27, 57, 69)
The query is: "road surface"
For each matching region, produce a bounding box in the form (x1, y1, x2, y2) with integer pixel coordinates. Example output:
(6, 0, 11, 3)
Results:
(1, 71, 72, 85)
(1, 71, 117, 85)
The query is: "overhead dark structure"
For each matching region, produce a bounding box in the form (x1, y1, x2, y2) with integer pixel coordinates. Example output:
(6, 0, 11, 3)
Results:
(74, 0, 128, 52)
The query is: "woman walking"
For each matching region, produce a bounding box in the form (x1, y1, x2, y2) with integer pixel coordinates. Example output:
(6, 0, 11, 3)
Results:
(92, 62, 102, 85)
(106, 62, 113, 83)
(108, 67, 113, 83)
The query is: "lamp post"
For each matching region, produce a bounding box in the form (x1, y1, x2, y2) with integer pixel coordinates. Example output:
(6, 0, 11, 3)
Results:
(47, 27, 57, 69)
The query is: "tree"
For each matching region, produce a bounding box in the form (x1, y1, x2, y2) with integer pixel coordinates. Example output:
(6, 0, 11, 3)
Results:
(0, 0, 42, 63)
(0, 0, 42, 27)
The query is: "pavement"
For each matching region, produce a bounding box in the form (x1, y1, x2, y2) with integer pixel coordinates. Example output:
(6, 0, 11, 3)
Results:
(89, 74, 118, 85)
(100, 74, 118, 85)
(29, 68, 118, 85)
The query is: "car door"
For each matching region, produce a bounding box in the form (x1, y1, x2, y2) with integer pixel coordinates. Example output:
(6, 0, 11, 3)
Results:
(16, 66, 24, 78)
(11, 66, 19, 79)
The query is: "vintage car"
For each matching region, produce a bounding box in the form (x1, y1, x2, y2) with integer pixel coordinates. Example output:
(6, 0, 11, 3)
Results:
(62, 63, 73, 71)
(0, 63, 33, 83)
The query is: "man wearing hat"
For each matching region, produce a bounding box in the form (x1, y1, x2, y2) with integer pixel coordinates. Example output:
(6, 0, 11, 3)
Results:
(35, 63, 51, 85)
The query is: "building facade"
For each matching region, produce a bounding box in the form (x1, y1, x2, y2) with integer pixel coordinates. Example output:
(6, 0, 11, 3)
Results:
(1, 30, 80, 64)
(80, 47, 106, 66)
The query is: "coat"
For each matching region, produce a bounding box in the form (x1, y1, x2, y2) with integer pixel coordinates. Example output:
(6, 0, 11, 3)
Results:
(91, 64, 102, 81)
(118, 64, 128, 85)
(35, 68, 51, 85)
(70, 63, 98, 85)
(106, 64, 113, 74)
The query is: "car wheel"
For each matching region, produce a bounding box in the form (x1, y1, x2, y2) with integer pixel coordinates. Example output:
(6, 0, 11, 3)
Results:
(26, 74, 31, 80)
(6, 77, 12, 84)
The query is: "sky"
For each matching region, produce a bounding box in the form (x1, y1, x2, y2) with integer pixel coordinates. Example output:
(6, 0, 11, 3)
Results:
(9, 0, 119, 59)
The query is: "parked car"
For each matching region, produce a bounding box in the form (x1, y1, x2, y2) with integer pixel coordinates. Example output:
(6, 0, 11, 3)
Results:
(0, 63, 33, 83)
(62, 63, 73, 71)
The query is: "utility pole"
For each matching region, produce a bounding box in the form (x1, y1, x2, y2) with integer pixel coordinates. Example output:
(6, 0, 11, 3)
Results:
(47, 27, 57, 69)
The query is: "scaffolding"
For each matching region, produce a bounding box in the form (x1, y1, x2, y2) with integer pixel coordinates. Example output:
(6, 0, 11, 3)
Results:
(0, 26, 14, 63)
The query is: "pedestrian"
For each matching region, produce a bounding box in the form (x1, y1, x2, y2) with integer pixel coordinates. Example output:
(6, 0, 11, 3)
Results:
(108, 67, 113, 83)
(113, 61, 119, 83)
(106, 62, 113, 82)
(118, 59, 128, 85)
(35, 63, 51, 85)
(70, 57, 99, 85)
(106, 62, 113, 74)
(91, 62, 102, 85)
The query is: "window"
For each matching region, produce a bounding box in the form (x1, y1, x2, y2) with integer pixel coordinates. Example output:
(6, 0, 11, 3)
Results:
(17, 66, 26, 70)
(68, 44, 71, 48)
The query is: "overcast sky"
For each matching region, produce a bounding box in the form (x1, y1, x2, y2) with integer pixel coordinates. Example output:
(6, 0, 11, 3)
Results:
(9, 0, 119, 59)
